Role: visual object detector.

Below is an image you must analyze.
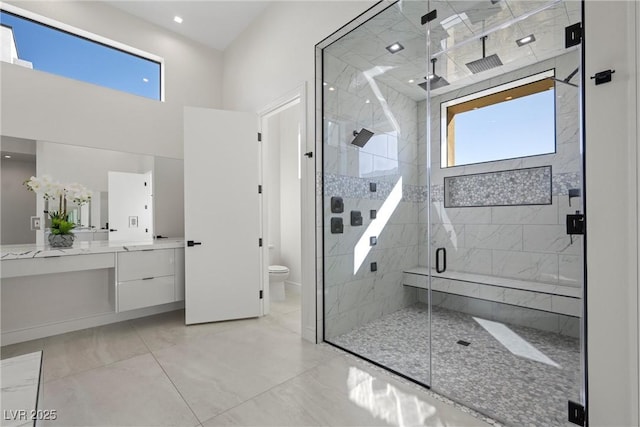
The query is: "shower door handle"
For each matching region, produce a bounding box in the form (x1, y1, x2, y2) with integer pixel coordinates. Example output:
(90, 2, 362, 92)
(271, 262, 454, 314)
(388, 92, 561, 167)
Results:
(435, 247, 446, 273)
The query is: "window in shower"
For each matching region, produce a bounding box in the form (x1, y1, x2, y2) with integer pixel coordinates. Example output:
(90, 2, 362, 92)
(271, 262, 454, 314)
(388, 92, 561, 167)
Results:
(441, 70, 556, 168)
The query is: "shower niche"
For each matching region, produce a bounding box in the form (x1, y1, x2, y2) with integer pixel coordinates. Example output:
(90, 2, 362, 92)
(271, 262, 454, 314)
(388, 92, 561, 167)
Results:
(317, 1, 585, 426)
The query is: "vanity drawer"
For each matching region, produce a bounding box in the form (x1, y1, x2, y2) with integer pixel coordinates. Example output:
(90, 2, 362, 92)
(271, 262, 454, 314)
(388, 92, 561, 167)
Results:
(117, 249, 174, 281)
(117, 276, 175, 312)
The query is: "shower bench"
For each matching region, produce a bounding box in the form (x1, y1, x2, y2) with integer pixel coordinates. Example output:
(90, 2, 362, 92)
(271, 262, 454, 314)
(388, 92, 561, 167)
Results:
(402, 267, 581, 318)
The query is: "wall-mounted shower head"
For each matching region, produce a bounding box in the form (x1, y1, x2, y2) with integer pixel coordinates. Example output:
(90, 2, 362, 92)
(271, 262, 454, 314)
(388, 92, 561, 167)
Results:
(465, 36, 503, 74)
(419, 58, 449, 91)
(351, 128, 374, 147)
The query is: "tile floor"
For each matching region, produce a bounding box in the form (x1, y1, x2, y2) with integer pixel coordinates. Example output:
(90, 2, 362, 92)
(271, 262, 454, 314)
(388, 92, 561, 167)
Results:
(331, 303, 582, 427)
(1, 293, 488, 427)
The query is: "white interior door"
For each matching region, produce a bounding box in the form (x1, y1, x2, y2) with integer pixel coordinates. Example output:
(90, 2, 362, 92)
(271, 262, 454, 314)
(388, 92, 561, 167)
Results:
(184, 107, 261, 324)
(107, 171, 153, 241)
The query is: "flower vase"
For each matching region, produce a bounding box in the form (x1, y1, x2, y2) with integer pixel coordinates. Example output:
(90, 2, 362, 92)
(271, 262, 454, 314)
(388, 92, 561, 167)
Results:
(48, 234, 75, 248)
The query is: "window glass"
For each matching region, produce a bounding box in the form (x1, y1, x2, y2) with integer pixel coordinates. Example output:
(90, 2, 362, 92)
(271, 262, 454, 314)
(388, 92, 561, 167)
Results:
(442, 72, 555, 167)
(1, 10, 161, 101)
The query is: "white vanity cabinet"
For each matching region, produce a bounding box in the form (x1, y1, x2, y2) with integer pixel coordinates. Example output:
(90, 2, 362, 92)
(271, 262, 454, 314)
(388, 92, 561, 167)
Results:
(1, 239, 186, 345)
(117, 248, 185, 312)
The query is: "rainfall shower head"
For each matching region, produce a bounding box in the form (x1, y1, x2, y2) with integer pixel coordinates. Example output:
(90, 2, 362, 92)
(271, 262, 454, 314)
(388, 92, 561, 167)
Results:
(418, 58, 449, 91)
(351, 128, 374, 147)
(466, 36, 503, 74)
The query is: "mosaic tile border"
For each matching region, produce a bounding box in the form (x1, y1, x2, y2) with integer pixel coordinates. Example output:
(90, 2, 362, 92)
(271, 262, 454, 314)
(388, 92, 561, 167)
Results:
(444, 166, 552, 208)
(552, 172, 582, 196)
(323, 173, 425, 203)
(319, 171, 581, 205)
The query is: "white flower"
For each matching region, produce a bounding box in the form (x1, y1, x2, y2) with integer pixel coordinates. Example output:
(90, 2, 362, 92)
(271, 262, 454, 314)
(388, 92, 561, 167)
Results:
(67, 182, 92, 206)
(25, 176, 92, 210)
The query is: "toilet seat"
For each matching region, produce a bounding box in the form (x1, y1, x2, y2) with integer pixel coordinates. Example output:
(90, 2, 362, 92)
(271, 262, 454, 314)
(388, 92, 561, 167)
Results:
(269, 265, 289, 273)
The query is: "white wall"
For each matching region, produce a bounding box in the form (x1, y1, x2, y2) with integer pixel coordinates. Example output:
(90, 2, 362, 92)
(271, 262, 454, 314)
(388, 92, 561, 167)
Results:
(266, 104, 302, 285)
(267, 113, 282, 263)
(223, 0, 377, 342)
(585, 1, 639, 424)
(1, 0, 223, 159)
(278, 104, 302, 285)
(223, 1, 377, 114)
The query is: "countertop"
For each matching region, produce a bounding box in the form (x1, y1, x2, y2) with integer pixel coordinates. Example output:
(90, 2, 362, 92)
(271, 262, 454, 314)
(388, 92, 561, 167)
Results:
(1, 238, 185, 261)
(0, 351, 42, 427)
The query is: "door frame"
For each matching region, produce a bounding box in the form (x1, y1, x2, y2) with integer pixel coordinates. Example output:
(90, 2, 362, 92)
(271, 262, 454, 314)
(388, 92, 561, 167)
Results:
(258, 83, 311, 338)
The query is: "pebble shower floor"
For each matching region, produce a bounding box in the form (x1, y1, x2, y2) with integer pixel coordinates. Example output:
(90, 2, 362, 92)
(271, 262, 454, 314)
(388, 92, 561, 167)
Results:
(330, 303, 581, 426)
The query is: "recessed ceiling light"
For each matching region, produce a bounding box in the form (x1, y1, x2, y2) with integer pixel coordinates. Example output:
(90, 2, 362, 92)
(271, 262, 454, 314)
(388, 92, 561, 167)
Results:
(328, 87, 335, 91)
(323, 82, 328, 86)
(505, 96, 513, 100)
(516, 34, 536, 47)
(142, 78, 149, 83)
(408, 79, 415, 83)
(365, 99, 371, 104)
(4, 155, 11, 159)
(385, 42, 404, 54)
(173, 16, 183, 24)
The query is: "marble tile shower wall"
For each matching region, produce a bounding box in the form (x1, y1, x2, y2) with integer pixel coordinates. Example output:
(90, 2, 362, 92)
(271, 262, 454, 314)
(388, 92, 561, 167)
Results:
(322, 52, 421, 339)
(418, 52, 583, 288)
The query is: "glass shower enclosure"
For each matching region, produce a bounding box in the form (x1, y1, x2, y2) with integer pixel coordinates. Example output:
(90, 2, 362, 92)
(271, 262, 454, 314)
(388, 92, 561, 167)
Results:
(319, 0, 585, 425)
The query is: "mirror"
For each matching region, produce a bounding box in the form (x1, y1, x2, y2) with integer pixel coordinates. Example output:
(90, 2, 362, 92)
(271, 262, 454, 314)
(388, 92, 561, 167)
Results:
(1, 135, 184, 245)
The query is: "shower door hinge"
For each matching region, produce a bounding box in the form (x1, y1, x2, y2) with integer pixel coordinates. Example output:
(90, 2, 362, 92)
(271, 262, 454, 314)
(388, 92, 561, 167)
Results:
(258, 185, 262, 194)
(421, 9, 437, 25)
(259, 238, 263, 247)
(257, 132, 262, 142)
(259, 290, 263, 299)
(568, 400, 585, 426)
(565, 22, 582, 48)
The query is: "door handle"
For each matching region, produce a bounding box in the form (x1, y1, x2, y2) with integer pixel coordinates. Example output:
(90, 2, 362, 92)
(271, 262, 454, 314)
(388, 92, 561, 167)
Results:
(187, 240, 202, 247)
(109, 229, 118, 232)
(435, 247, 447, 273)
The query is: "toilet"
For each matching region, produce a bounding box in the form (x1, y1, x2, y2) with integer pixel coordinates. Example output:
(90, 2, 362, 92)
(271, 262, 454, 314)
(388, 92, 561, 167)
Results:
(268, 245, 289, 301)
(268, 265, 290, 301)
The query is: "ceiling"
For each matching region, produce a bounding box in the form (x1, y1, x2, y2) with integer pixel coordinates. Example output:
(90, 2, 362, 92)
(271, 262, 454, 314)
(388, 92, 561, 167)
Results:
(324, 0, 581, 100)
(105, 1, 271, 51)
